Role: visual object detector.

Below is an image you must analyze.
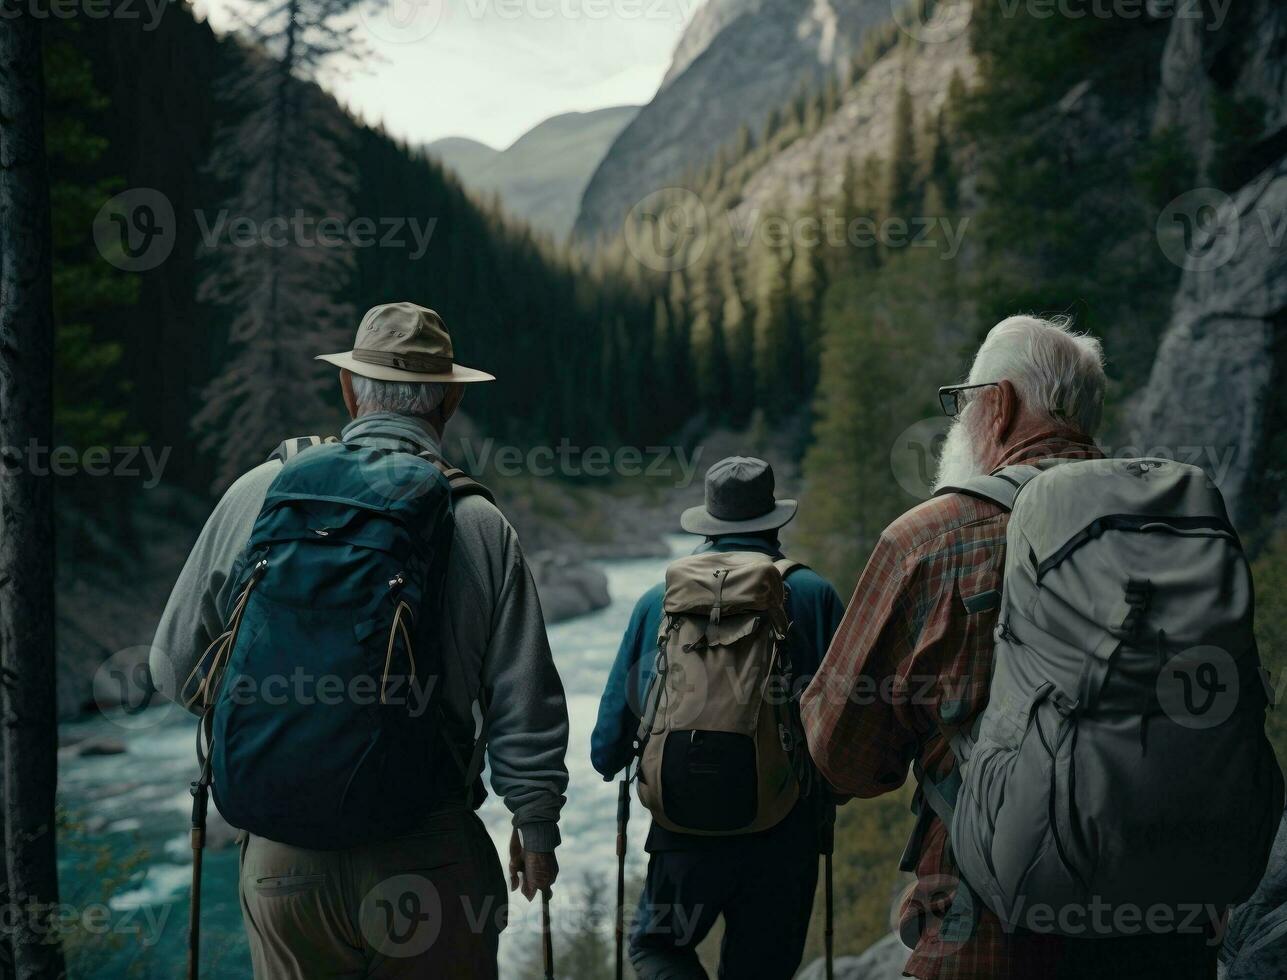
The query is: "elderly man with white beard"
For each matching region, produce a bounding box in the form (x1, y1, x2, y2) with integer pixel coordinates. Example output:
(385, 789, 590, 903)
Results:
(800, 315, 1220, 979)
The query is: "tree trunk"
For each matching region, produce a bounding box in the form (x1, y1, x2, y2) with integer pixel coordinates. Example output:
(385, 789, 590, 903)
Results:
(0, 10, 67, 980)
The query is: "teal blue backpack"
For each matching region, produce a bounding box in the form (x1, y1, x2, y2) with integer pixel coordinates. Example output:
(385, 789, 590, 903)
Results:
(183, 437, 491, 850)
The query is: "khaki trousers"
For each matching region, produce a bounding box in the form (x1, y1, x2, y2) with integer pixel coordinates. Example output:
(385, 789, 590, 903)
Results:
(239, 805, 507, 979)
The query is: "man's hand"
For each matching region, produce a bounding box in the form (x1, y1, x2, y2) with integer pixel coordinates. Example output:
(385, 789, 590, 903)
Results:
(508, 828, 558, 901)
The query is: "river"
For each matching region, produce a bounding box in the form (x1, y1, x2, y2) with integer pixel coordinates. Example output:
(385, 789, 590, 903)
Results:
(56, 536, 693, 978)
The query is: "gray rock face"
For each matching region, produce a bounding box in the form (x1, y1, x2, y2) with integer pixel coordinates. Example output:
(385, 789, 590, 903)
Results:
(796, 933, 910, 980)
(729, 2, 974, 228)
(1153, 0, 1287, 187)
(1128, 158, 1287, 528)
(1129, 0, 1287, 529)
(660, 0, 771, 90)
(573, 0, 889, 241)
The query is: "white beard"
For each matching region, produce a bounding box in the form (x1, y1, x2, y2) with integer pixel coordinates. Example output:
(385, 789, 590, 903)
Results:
(934, 415, 987, 490)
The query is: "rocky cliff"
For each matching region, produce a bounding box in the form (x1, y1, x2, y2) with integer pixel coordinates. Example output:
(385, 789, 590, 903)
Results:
(572, 0, 890, 241)
(729, 2, 973, 225)
(1128, 0, 1287, 534)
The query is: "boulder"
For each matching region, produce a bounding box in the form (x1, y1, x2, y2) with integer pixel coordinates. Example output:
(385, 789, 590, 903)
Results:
(59, 735, 128, 759)
(530, 552, 612, 623)
(796, 933, 909, 980)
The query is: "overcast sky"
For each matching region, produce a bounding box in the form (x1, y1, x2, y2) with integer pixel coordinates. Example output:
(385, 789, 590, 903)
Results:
(194, 0, 697, 149)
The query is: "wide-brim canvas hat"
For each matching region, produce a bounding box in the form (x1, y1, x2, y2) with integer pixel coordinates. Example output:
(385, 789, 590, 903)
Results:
(316, 302, 495, 383)
(680, 456, 798, 536)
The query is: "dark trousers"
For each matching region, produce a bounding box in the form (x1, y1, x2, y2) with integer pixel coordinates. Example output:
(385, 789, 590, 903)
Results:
(629, 843, 819, 980)
(1053, 931, 1220, 979)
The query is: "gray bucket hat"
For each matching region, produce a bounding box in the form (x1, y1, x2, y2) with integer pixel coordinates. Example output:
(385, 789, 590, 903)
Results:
(316, 302, 495, 384)
(680, 457, 798, 536)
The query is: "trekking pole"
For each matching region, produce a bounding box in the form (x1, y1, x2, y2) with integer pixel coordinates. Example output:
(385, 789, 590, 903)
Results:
(541, 888, 555, 980)
(615, 776, 630, 980)
(822, 801, 836, 980)
(188, 771, 210, 980)
(189, 709, 215, 980)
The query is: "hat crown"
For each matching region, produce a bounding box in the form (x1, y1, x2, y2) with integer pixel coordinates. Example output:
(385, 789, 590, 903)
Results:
(705, 456, 776, 522)
(356, 302, 454, 359)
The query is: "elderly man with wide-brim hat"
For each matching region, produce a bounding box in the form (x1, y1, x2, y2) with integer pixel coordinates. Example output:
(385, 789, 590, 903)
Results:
(591, 456, 846, 980)
(153, 302, 569, 980)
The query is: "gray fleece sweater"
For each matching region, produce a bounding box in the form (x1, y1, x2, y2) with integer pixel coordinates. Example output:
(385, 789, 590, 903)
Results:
(150, 413, 569, 851)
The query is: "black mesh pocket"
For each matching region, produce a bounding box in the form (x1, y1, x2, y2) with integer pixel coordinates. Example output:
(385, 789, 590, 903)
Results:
(660, 730, 757, 831)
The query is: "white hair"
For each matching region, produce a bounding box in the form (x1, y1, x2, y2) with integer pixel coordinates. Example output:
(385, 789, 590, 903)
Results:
(351, 375, 447, 418)
(968, 314, 1106, 436)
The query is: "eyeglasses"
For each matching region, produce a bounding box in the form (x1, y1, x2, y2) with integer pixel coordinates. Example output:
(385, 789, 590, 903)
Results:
(938, 382, 999, 419)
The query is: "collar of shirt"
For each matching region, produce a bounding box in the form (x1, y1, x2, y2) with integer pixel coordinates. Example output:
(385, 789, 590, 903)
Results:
(992, 428, 1104, 470)
(693, 534, 785, 559)
(340, 412, 443, 457)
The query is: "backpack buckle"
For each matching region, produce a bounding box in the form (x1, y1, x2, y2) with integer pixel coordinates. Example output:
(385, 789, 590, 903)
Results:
(1050, 690, 1080, 717)
(778, 723, 794, 753)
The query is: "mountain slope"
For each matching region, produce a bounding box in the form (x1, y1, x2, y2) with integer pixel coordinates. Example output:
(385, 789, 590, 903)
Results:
(429, 106, 638, 241)
(428, 136, 501, 175)
(573, 0, 890, 241)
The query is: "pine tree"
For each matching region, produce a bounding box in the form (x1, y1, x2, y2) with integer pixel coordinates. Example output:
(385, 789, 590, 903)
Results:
(751, 234, 792, 421)
(720, 251, 755, 426)
(887, 81, 919, 221)
(194, 0, 366, 490)
(45, 34, 138, 453)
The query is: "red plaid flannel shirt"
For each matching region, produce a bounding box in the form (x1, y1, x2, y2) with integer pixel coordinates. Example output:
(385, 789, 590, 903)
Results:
(801, 433, 1103, 980)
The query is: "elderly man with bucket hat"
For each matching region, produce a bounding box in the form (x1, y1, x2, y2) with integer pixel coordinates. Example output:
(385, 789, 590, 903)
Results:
(153, 302, 569, 979)
(591, 456, 845, 980)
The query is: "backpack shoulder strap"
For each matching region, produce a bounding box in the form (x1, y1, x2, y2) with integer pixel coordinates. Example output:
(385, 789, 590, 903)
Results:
(267, 435, 339, 464)
(419, 452, 495, 505)
(933, 462, 1047, 512)
(773, 558, 808, 580)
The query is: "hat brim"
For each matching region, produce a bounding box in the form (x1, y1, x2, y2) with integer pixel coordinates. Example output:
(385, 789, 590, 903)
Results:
(315, 351, 495, 384)
(679, 500, 798, 536)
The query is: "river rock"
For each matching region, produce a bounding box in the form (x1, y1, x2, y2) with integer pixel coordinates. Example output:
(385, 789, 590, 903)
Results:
(530, 552, 611, 623)
(60, 735, 128, 758)
(796, 933, 909, 980)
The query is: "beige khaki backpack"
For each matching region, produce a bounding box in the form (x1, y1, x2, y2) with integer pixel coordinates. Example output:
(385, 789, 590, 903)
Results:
(636, 551, 806, 835)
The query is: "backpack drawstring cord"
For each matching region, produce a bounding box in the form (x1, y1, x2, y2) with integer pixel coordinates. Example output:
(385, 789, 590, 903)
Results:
(181, 560, 267, 711)
(380, 601, 416, 704)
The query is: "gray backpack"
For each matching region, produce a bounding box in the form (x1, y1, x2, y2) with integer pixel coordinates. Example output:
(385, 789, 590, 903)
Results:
(636, 551, 806, 835)
(927, 457, 1283, 939)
